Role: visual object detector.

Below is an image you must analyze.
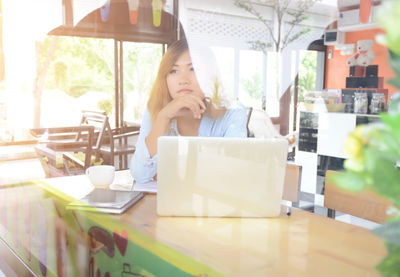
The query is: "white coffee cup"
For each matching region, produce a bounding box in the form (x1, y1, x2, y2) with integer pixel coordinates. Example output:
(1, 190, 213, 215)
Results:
(85, 165, 115, 189)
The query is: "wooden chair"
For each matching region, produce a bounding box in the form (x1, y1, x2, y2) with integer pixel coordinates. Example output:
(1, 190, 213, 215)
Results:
(324, 170, 394, 224)
(79, 110, 140, 170)
(282, 163, 302, 215)
(31, 110, 111, 177)
(32, 126, 95, 177)
(62, 110, 115, 170)
(79, 110, 113, 161)
(99, 125, 140, 170)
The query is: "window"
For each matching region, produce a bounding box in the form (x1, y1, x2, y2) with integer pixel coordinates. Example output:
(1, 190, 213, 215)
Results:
(298, 50, 318, 102)
(40, 36, 115, 127)
(239, 50, 264, 109)
(122, 42, 163, 123)
(39, 37, 163, 127)
(265, 51, 282, 117)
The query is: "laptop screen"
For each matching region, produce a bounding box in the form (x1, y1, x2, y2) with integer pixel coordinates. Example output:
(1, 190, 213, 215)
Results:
(157, 136, 288, 217)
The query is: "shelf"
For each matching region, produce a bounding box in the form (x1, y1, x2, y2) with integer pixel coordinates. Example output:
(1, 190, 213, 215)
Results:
(338, 22, 379, 32)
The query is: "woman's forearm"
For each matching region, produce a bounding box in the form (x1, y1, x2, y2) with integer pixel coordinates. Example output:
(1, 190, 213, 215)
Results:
(145, 113, 170, 157)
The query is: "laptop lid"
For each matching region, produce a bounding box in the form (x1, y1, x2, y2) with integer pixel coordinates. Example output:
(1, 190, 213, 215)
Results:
(157, 136, 288, 217)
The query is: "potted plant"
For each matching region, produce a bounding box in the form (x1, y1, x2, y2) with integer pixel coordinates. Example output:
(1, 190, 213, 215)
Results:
(331, 1, 400, 276)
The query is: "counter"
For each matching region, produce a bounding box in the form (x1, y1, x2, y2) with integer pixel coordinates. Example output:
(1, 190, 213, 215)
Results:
(0, 172, 387, 276)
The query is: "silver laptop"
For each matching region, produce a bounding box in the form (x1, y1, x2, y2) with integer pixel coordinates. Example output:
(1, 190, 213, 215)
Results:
(157, 136, 288, 217)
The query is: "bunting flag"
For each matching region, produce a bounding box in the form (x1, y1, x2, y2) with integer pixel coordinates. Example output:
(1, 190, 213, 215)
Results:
(100, 0, 111, 22)
(152, 0, 162, 27)
(127, 0, 139, 25)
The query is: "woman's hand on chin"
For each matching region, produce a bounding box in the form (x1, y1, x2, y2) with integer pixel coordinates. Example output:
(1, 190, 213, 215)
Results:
(160, 94, 206, 120)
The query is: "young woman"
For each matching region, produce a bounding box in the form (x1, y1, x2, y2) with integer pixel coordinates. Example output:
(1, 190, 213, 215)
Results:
(130, 39, 247, 183)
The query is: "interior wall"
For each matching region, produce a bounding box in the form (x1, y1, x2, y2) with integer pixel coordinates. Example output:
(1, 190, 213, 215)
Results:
(324, 29, 397, 96)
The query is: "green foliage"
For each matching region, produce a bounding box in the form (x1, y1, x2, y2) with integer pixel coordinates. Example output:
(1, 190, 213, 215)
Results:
(388, 51, 400, 80)
(336, 103, 400, 277)
(381, 112, 400, 139)
(336, 4, 400, 267)
(97, 98, 113, 115)
(374, 223, 400, 277)
(122, 43, 162, 93)
(53, 60, 68, 91)
(375, 0, 400, 91)
(298, 51, 317, 102)
(241, 71, 262, 99)
(338, 119, 400, 207)
(122, 42, 162, 120)
(335, 5, 400, 274)
(39, 37, 162, 121)
(376, 243, 400, 277)
(375, 0, 400, 57)
(387, 51, 400, 90)
(40, 36, 114, 97)
(330, 171, 365, 191)
(248, 41, 272, 53)
(373, 221, 400, 246)
(68, 84, 91, 98)
(335, 12, 400, 271)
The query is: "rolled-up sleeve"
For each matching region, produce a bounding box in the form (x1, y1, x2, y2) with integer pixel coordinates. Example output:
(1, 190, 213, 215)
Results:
(130, 109, 158, 183)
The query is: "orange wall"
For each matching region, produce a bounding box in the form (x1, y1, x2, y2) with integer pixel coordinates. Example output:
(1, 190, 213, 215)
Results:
(324, 29, 397, 96)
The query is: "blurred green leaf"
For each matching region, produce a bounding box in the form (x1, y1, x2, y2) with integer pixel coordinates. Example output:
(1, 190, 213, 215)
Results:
(378, 129, 400, 153)
(375, 33, 387, 47)
(364, 145, 400, 165)
(376, 243, 400, 277)
(387, 51, 400, 90)
(331, 171, 365, 191)
(388, 78, 400, 91)
(364, 149, 400, 205)
(375, 0, 400, 57)
(381, 113, 400, 140)
(389, 51, 400, 77)
(369, 2, 400, 276)
(388, 94, 400, 114)
(373, 222, 400, 246)
(344, 158, 364, 172)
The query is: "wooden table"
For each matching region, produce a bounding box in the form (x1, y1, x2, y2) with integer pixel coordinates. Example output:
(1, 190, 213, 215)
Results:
(0, 172, 387, 277)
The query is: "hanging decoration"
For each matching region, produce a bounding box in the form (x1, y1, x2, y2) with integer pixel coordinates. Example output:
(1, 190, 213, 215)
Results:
(127, 0, 139, 24)
(152, 0, 162, 27)
(100, 0, 111, 22)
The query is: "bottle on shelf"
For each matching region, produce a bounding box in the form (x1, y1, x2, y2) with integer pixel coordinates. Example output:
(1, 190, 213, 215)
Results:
(354, 92, 368, 114)
(370, 92, 386, 114)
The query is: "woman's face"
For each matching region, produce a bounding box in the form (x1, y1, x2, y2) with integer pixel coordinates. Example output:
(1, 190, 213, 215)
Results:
(166, 50, 205, 100)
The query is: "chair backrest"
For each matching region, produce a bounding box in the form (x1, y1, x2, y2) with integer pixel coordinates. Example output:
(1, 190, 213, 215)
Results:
(99, 124, 140, 169)
(79, 110, 112, 159)
(324, 170, 394, 224)
(282, 163, 301, 203)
